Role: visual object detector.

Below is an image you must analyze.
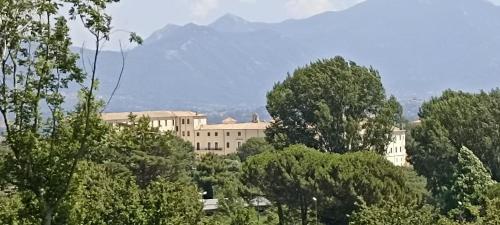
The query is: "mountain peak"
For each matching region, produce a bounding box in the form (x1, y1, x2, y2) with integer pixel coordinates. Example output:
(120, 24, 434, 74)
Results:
(209, 13, 262, 33)
(212, 13, 249, 25)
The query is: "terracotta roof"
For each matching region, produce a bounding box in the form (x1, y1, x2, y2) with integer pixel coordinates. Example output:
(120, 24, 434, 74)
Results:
(199, 122, 269, 130)
(101, 111, 205, 121)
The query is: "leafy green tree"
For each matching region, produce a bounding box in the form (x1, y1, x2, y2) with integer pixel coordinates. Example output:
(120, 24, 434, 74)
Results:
(409, 117, 495, 220)
(319, 151, 426, 225)
(446, 147, 494, 222)
(108, 115, 195, 187)
(412, 89, 500, 181)
(60, 161, 144, 225)
(194, 153, 243, 199)
(141, 179, 204, 225)
(266, 56, 402, 153)
(0, 0, 140, 224)
(349, 203, 445, 225)
(243, 145, 329, 225)
(243, 146, 426, 225)
(237, 137, 274, 162)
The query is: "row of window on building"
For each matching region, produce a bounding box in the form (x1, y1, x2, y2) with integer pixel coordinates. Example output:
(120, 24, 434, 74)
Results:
(151, 118, 192, 127)
(388, 146, 404, 154)
(182, 131, 243, 137)
(196, 142, 242, 151)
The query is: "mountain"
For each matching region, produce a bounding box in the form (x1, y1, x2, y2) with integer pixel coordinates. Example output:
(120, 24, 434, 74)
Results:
(89, 0, 500, 118)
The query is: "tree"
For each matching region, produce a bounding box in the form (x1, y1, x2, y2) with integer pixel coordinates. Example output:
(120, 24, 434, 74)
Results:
(60, 161, 144, 225)
(0, 0, 141, 224)
(412, 89, 500, 181)
(349, 203, 445, 225)
(447, 147, 494, 222)
(266, 56, 402, 153)
(194, 153, 244, 199)
(242, 145, 329, 225)
(141, 179, 204, 225)
(237, 137, 274, 162)
(108, 115, 195, 187)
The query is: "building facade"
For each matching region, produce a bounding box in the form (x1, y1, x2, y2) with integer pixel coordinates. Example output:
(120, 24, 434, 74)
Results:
(385, 127, 407, 166)
(102, 111, 407, 165)
(101, 111, 267, 155)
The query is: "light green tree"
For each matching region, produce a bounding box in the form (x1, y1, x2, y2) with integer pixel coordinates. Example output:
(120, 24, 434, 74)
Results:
(0, 0, 140, 224)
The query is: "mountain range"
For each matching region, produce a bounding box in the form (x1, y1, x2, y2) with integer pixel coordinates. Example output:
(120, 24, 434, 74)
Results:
(87, 0, 500, 120)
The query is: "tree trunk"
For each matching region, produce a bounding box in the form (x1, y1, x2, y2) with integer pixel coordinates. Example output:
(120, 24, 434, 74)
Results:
(277, 203, 285, 225)
(42, 205, 54, 225)
(301, 206, 308, 225)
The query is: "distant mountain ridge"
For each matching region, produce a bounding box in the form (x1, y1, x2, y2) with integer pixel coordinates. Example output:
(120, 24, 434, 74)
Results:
(88, 0, 500, 118)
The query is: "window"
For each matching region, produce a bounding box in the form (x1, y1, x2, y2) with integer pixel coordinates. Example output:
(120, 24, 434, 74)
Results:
(187, 119, 190, 124)
(215, 132, 218, 137)
(187, 131, 190, 136)
(390, 148, 392, 153)
(176, 126, 178, 132)
(196, 143, 200, 150)
(226, 132, 230, 137)
(182, 119, 185, 124)
(208, 132, 211, 137)
(197, 132, 200, 137)
(208, 142, 211, 150)
(227, 142, 230, 148)
(238, 132, 242, 136)
(182, 131, 185, 136)
(238, 142, 242, 148)
(215, 142, 219, 149)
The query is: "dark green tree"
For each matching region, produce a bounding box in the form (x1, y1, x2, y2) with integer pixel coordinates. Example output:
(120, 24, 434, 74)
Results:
(108, 115, 195, 187)
(266, 56, 402, 153)
(412, 89, 500, 181)
(349, 202, 445, 225)
(237, 137, 274, 162)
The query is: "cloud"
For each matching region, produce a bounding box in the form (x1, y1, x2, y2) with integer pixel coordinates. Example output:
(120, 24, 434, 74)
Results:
(286, 0, 333, 18)
(191, 0, 220, 19)
(488, 0, 500, 5)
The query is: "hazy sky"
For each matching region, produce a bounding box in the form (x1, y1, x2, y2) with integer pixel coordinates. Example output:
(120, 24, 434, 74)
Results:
(70, 0, 366, 50)
(70, 0, 500, 50)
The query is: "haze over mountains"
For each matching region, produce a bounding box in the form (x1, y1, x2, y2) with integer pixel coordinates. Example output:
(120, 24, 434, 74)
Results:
(89, 0, 500, 119)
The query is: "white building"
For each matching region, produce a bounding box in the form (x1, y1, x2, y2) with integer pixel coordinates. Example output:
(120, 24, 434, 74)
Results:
(385, 127, 407, 166)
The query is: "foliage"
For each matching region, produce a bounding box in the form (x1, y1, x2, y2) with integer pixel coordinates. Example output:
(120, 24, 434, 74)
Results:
(142, 179, 204, 225)
(243, 145, 424, 225)
(411, 89, 500, 181)
(194, 153, 244, 199)
(349, 203, 444, 225)
(266, 56, 402, 153)
(237, 137, 274, 162)
(60, 161, 144, 225)
(108, 115, 195, 187)
(0, 0, 141, 224)
(446, 147, 494, 222)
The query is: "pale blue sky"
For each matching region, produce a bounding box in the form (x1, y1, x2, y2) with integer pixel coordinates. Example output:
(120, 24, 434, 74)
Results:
(70, 0, 500, 50)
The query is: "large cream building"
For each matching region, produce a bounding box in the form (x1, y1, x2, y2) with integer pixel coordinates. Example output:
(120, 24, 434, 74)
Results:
(101, 111, 267, 155)
(102, 111, 407, 165)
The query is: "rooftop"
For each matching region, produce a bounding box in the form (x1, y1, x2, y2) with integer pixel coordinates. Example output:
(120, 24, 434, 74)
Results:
(101, 111, 205, 121)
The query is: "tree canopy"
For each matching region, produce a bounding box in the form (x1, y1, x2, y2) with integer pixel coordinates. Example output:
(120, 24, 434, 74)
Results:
(266, 56, 402, 153)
